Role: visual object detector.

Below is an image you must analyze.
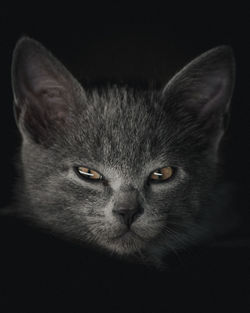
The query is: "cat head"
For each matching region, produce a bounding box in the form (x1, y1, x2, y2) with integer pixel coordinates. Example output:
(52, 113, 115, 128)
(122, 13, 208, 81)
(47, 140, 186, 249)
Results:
(11, 37, 235, 263)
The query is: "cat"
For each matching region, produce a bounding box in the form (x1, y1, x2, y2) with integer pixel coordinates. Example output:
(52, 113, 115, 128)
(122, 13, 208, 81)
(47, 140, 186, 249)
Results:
(7, 37, 235, 267)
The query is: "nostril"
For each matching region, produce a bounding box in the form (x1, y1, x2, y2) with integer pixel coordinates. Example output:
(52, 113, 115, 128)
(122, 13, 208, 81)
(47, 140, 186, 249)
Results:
(113, 206, 144, 227)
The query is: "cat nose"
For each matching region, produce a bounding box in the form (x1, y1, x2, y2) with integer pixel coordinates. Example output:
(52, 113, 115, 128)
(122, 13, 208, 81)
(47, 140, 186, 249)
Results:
(112, 205, 144, 227)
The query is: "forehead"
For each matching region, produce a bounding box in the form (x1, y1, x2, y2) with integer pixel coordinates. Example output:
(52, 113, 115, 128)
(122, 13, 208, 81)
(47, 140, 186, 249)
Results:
(70, 87, 175, 171)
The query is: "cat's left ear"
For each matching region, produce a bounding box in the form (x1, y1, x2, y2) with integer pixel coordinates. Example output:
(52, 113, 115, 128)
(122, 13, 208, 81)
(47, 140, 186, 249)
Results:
(162, 46, 235, 128)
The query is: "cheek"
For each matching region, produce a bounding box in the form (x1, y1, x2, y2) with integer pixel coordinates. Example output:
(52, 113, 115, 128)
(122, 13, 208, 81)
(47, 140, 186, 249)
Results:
(38, 177, 105, 214)
(145, 182, 198, 217)
(103, 199, 115, 220)
(144, 189, 171, 214)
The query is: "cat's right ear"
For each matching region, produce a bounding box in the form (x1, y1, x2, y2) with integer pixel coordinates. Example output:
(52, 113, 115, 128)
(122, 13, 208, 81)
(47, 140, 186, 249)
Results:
(11, 37, 85, 146)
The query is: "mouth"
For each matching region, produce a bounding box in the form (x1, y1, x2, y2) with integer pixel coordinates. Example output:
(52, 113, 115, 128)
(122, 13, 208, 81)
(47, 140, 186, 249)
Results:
(102, 228, 147, 255)
(110, 229, 144, 241)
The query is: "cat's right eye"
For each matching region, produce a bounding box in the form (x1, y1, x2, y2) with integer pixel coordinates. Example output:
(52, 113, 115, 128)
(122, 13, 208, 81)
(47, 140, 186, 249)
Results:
(75, 166, 103, 182)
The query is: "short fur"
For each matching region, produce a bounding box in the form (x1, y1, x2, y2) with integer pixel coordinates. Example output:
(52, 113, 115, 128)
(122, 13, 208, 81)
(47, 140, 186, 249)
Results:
(10, 37, 235, 267)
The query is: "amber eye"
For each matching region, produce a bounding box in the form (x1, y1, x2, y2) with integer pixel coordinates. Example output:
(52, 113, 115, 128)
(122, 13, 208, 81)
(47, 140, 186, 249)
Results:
(76, 167, 103, 181)
(149, 167, 174, 183)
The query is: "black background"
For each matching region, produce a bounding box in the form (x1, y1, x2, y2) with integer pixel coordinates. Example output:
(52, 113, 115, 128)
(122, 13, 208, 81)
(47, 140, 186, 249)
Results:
(0, 5, 249, 313)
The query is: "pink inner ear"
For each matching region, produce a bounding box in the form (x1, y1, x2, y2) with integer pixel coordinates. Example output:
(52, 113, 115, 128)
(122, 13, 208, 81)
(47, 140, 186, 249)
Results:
(55, 110, 67, 119)
(36, 83, 66, 96)
(46, 103, 68, 122)
(41, 90, 69, 122)
(22, 91, 69, 145)
(23, 56, 69, 97)
(199, 75, 229, 118)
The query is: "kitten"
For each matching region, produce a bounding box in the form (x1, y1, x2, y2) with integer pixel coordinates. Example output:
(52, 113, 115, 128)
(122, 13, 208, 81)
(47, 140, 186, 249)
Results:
(9, 37, 235, 266)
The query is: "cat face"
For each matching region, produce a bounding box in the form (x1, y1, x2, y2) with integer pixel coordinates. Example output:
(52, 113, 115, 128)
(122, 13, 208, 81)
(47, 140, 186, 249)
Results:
(11, 38, 235, 262)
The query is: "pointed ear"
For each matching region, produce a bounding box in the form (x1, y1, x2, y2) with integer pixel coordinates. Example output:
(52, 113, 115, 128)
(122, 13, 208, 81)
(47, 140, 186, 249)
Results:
(11, 37, 85, 146)
(162, 46, 235, 129)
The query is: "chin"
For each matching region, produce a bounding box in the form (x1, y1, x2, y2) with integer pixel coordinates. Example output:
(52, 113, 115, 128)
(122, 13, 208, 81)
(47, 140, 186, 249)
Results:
(100, 231, 147, 256)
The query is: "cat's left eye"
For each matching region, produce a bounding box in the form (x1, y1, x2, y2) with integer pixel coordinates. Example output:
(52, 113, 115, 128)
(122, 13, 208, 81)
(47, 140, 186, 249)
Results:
(75, 166, 103, 181)
(149, 167, 174, 183)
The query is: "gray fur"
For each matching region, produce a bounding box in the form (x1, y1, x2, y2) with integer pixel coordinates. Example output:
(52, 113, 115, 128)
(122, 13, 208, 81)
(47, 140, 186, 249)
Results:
(11, 37, 235, 267)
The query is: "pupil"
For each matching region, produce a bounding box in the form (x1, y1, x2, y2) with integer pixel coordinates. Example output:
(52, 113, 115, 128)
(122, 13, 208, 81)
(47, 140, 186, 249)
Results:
(79, 168, 94, 177)
(158, 169, 163, 179)
(155, 169, 163, 179)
